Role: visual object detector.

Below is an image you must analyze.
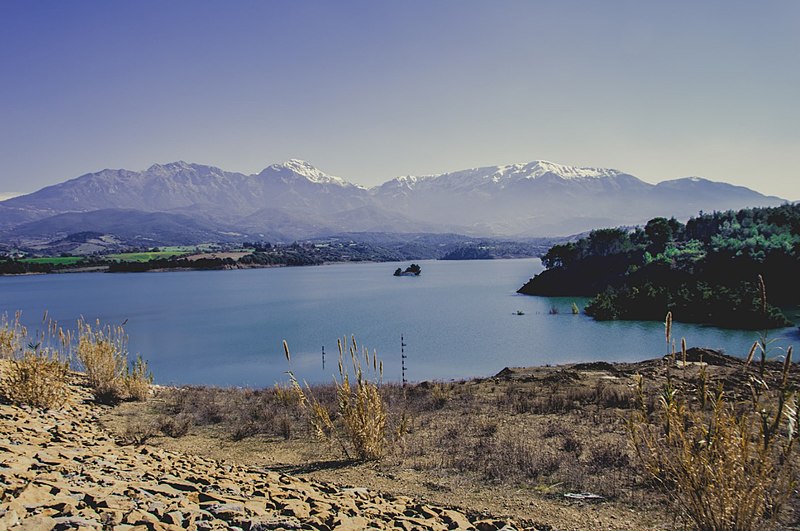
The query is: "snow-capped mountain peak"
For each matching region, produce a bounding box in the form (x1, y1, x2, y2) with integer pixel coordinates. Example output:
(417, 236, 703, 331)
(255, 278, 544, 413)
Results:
(267, 159, 354, 187)
(379, 160, 626, 193)
(510, 160, 623, 180)
(146, 161, 196, 173)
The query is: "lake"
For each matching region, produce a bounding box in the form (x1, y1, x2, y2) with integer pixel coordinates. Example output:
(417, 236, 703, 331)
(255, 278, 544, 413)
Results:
(1, 259, 797, 387)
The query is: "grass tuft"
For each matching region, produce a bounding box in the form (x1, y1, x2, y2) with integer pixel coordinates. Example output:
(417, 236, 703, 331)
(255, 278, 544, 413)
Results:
(0, 314, 70, 409)
(286, 336, 392, 461)
(629, 313, 798, 530)
(0, 312, 26, 359)
(75, 318, 152, 402)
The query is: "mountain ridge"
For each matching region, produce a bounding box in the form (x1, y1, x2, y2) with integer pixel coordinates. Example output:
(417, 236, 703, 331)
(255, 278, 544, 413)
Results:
(0, 159, 787, 244)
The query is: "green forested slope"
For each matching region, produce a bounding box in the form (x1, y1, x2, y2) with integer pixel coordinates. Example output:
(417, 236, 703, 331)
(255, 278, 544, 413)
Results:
(518, 204, 800, 329)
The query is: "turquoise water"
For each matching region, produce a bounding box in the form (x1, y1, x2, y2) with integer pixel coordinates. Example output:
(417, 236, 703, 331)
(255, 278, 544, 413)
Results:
(1, 259, 797, 386)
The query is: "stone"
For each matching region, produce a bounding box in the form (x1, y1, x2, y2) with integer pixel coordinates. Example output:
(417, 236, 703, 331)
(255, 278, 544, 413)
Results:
(280, 498, 311, 520)
(208, 503, 245, 519)
(247, 515, 304, 530)
(441, 509, 475, 530)
(332, 515, 370, 529)
(0, 507, 20, 528)
(125, 509, 161, 525)
(163, 510, 183, 526)
(52, 516, 102, 528)
(15, 515, 57, 531)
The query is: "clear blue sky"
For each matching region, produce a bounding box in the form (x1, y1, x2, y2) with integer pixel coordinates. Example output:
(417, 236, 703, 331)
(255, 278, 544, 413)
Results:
(1, 1, 798, 199)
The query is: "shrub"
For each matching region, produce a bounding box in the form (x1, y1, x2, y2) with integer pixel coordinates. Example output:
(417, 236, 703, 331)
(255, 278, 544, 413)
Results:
(76, 319, 151, 402)
(0, 312, 26, 359)
(122, 355, 153, 401)
(1, 316, 70, 409)
(629, 314, 798, 530)
(286, 336, 390, 460)
(158, 413, 192, 438)
(2, 349, 70, 409)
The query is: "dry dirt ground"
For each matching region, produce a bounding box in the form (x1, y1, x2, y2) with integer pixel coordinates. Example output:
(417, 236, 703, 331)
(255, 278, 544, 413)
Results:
(100, 357, 707, 530)
(6, 350, 798, 530)
(1, 371, 524, 530)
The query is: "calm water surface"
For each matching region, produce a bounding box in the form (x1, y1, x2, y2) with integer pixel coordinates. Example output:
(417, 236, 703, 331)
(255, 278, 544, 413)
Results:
(1, 259, 797, 386)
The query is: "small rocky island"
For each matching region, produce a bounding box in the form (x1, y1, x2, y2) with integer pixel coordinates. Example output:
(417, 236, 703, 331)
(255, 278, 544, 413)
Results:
(393, 263, 421, 276)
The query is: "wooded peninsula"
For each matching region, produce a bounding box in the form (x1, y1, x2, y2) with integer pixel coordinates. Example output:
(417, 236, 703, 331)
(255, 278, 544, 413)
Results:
(518, 204, 800, 329)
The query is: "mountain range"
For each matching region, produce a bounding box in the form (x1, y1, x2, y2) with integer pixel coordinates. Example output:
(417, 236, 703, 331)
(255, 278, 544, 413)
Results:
(0, 159, 786, 247)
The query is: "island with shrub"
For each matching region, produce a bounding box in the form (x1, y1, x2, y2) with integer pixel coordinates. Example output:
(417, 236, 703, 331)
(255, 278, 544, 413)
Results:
(393, 263, 422, 276)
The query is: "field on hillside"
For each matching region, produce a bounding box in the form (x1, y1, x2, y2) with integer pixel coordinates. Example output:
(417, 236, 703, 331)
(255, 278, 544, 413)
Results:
(18, 256, 86, 265)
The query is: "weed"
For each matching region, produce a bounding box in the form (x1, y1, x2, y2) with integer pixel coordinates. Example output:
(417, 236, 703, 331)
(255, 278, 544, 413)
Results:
(0, 312, 26, 359)
(122, 355, 153, 401)
(629, 312, 798, 530)
(0, 315, 70, 409)
(158, 413, 192, 438)
(286, 336, 391, 461)
(75, 318, 151, 402)
(2, 348, 70, 409)
(122, 417, 160, 445)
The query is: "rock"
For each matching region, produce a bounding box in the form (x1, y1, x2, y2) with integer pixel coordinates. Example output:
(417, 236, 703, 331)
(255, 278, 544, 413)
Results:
(280, 498, 312, 520)
(208, 502, 245, 519)
(0, 367, 521, 531)
(0, 507, 20, 528)
(15, 514, 57, 530)
(439, 509, 475, 530)
(125, 509, 161, 525)
(52, 515, 102, 528)
(163, 510, 183, 526)
(332, 514, 370, 529)
(160, 477, 198, 492)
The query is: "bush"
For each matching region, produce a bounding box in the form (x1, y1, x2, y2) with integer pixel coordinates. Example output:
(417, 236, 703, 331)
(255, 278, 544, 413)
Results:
(0, 312, 26, 359)
(629, 314, 798, 530)
(76, 319, 152, 402)
(0, 315, 70, 409)
(2, 349, 70, 409)
(123, 355, 153, 401)
(286, 336, 390, 461)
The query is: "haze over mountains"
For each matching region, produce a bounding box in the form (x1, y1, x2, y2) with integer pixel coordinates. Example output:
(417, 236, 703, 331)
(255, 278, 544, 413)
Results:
(0, 159, 786, 246)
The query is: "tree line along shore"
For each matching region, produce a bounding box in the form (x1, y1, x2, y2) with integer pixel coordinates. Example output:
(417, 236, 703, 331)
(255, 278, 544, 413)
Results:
(519, 203, 800, 330)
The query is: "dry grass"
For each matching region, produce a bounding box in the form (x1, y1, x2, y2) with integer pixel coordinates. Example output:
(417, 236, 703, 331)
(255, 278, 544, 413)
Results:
(76, 318, 152, 402)
(123, 355, 153, 401)
(0, 312, 26, 359)
(102, 323, 800, 528)
(2, 351, 70, 409)
(629, 312, 798, 530)
(2, 312, 153, 407)
(0, 315, 70, 409)
(286, 336, 391, 461)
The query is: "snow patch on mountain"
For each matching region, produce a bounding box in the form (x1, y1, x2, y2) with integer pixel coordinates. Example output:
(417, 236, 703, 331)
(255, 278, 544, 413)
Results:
(378, 160, 625, 192)
(266, 159, 362, 188)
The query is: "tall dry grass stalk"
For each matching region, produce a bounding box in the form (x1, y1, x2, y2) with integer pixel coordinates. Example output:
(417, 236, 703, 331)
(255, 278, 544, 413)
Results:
(630, 313, 798, 530)
(1, 314, 70, 409)
(0, 311, 26, 359)
(285, 336, 389, 461)
(75, 318, 151, 402)
(123, 355, 153, 401)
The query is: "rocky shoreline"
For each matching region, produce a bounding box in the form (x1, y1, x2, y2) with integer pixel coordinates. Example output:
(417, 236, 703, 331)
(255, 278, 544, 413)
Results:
(0, 372, 528, 530)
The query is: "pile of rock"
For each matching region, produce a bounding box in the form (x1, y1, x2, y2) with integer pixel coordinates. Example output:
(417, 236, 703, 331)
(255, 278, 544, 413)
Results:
(0, 374, 526, 530)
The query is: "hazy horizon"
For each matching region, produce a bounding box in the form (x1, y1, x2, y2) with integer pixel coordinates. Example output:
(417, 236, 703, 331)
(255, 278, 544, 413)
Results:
(2, 1, 799, 199)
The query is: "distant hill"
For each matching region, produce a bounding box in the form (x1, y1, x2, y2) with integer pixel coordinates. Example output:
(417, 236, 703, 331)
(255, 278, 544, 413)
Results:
(0, 159, 786, 246)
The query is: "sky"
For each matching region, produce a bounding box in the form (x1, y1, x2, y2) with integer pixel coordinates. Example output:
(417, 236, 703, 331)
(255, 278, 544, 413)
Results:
(1, 1, 799, 199)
